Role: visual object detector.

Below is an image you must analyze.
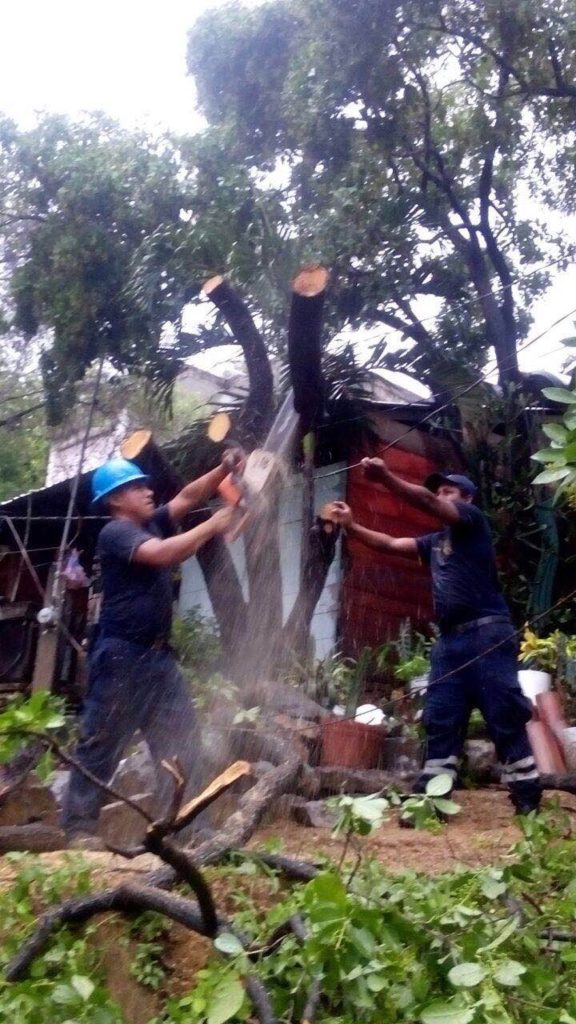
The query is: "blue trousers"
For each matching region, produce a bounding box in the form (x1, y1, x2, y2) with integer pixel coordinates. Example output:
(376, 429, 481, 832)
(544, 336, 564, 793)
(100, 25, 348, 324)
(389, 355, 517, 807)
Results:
(415, 622, 541, 811)
(62, 637, 204, 836)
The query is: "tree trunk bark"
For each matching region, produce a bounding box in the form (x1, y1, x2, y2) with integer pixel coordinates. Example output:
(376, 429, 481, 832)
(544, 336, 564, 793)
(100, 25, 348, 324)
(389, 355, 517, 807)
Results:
(202, 275, 274, 441)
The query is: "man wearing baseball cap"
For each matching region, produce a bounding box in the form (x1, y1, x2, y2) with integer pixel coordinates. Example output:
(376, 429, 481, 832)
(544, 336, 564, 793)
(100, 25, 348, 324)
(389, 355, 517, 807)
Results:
(329, 458, 540, 816)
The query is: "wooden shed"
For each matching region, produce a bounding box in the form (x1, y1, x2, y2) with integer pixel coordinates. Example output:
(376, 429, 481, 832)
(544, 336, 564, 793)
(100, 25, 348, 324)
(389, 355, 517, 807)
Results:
(339, 410, 464, 655)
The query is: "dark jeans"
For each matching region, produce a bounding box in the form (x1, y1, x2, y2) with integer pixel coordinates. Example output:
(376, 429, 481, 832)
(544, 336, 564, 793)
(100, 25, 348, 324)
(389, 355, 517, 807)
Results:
(414, 622, 541, 812)
(61, 637, 204, 836)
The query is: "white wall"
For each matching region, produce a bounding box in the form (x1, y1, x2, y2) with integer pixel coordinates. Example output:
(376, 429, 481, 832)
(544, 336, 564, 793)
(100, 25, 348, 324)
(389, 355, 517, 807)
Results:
(178, 464, 346, 659)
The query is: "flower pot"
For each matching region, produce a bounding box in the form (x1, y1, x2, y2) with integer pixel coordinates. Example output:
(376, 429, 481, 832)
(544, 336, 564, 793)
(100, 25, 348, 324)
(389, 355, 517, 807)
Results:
(518, 669, 552, 704)
(320, 718, 387, 769)
(536, 691, 567, 752)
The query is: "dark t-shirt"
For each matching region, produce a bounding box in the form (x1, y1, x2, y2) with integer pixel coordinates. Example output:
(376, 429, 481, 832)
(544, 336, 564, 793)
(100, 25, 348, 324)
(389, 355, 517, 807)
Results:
(97, 506, 175, 645)
(416, 501, 510, 632)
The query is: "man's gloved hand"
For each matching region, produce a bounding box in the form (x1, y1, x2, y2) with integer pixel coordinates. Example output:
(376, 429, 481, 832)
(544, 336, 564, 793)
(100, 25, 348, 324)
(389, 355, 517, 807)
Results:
(326, 500, 353, 529)
(361, 456, 388, 482)
(221, 446, 246, 475)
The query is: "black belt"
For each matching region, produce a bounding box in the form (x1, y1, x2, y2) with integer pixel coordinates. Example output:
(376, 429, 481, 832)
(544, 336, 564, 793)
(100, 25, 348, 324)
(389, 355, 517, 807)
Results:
(443, 615, 512, 637)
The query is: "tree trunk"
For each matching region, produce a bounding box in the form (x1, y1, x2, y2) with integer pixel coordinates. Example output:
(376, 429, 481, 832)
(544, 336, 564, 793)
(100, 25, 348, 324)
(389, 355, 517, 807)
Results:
(202, 275, 274, 441)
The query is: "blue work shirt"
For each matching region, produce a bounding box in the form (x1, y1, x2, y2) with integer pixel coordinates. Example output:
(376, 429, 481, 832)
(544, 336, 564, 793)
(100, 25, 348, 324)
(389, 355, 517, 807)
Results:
(97, 505, 175, 646)
(416, 501, 510, 632)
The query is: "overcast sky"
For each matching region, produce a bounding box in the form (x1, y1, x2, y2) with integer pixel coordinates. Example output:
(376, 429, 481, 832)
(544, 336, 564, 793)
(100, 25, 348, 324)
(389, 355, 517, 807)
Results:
(1, 0, 575, 379)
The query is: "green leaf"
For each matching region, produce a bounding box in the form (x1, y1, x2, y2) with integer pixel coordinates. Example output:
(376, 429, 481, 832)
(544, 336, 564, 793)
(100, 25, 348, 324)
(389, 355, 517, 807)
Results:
(420, 1002, 475, 1024)
(448, 962, 486, 988)
(425, 774, 453, 797)
(542, 422, 569, 443)
(480, 877, 507, 899)
(214, 932, 245, 956)
(207, 976, 245, 1024)
(531, 448, 567, 464)
(492, 960, 526, 987)
(478, 914, 519, 951)
(533, 466, 572, 484)
(542, 387, 576, 404)
(432, 798, 460, 815)
(71, 975, 95, 1000)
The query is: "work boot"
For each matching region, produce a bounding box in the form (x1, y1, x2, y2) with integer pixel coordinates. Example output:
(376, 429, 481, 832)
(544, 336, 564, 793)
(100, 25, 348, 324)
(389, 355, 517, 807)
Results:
(67, 831, 106, 852)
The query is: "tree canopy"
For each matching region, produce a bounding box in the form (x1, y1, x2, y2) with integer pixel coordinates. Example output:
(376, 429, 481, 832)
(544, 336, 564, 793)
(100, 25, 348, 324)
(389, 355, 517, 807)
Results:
(187, 0, 576, 387)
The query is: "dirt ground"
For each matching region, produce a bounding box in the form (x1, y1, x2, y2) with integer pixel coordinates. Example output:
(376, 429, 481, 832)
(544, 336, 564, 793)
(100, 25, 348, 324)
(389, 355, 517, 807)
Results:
(1, 787, 573, 1019)
(1, 786, 570, 891)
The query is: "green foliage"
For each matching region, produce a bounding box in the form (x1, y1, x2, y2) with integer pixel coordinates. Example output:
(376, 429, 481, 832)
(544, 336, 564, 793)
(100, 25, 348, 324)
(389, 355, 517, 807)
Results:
(171, 608, 222, 682)
(0, 692, 66, 771)
(391, 620, 433, 685)
(329, 792, 397, 838)
(186, 0, 576, 386)
(0, 854, 122, 1022)
(400, 775, 461, 831)
(129, 912, 171, 991)
(161, 808, 576, 1024)
(532, 381, 576, 503)
(0, 113, 198, 422)
(0, 355, 49, 500)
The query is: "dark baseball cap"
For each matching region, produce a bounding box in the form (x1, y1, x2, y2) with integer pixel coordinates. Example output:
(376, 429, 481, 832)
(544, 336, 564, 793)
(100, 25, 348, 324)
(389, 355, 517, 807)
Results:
(425, 472, 477, 497)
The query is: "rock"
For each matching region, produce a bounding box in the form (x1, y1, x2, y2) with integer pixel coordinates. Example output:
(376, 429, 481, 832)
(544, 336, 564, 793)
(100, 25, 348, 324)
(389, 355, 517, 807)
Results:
(464, 739, 498, 783)
(300, 765, 414, 799)
(379, 737, 423, 772)
(291, 799, 338, 829)
(110, 740, 157, 799)
(0, 771, 58, 826)
(0, 822, 65, 852)
(99, 792, 154, 849)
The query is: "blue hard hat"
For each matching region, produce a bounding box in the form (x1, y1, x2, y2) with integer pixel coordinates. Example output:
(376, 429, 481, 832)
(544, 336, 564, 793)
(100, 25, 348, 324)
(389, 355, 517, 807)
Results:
(91, 457, 149, 505)
(425, 472, 477, 497)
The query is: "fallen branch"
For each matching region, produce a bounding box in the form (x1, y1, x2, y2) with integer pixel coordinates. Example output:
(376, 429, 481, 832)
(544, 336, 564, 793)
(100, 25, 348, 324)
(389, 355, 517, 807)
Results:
(6, 884, 212, 982)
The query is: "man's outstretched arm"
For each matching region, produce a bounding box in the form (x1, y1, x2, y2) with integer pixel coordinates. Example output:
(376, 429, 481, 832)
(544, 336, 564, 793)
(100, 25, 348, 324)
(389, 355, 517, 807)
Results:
(361, 458, 461, 525)
(329, 501, 418, 557)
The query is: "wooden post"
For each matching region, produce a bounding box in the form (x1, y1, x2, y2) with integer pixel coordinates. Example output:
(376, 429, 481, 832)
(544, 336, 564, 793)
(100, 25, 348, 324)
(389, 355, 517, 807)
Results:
(31, 565, 58, 692)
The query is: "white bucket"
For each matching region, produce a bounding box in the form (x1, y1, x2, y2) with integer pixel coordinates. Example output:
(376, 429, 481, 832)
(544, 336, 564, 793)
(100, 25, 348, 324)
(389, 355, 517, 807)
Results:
(563, 727, 576, 770)
(518, 669, 552, 704)
(409, 674, 429, 697)
(355, 704, 385, 726)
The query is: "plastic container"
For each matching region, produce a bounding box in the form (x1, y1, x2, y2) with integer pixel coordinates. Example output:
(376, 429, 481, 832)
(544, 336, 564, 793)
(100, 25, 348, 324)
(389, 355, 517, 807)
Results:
(409, 674, 429, 697)
(320, 718, 387, 769)
(518, 669, 552, 704)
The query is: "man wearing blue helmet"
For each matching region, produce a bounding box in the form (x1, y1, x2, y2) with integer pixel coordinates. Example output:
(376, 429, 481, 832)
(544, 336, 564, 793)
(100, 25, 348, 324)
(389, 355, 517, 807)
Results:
(62, 452, 240, 849)
(329, 457, 540, 817)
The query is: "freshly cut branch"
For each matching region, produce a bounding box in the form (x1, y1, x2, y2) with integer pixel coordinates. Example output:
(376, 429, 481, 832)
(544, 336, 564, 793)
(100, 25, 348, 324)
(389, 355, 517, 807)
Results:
(202, 275, 274, 439)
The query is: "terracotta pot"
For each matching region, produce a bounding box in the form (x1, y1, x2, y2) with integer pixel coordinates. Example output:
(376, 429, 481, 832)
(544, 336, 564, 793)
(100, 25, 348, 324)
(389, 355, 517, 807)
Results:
(536, 691, 568, 749)
(320, 718, 387, 769)
(526, 720, 566, 774)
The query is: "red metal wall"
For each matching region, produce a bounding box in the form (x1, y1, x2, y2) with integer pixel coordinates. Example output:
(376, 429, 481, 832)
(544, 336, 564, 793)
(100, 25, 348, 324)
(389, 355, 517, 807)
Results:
(340, 426, 460, 655)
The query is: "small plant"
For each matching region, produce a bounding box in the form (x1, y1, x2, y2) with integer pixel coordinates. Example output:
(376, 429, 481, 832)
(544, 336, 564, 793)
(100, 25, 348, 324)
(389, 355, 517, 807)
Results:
(392, 619, 432, 686)
(399, 774, 460, 830)
(129, 912, 171, 991)
(0, 692, 67, 777)
(519, 626, 576, 676)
